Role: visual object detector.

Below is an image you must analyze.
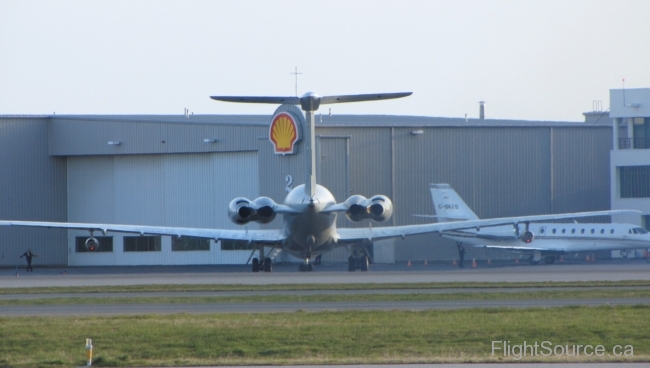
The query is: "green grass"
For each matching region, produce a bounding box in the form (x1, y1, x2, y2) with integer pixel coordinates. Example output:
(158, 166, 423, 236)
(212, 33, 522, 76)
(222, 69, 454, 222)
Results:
(0, 306, 649, 367)
(2, 288, 650, 306)
(3, 280, 650, 294)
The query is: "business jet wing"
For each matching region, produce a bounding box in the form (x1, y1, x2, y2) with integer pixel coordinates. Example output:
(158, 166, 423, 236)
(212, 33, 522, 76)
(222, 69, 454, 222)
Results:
(334, 209, 639, 243)
(475, 245, 567, 253)
(0, 220, 285, 245)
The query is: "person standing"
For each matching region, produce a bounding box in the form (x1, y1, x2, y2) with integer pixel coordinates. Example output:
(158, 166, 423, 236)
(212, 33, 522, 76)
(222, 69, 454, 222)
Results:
(457, 243, 466, 268)
(19, 248, 37, 272)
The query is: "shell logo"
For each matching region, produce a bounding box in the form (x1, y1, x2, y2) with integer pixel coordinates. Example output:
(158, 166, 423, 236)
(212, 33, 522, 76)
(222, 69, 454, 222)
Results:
(269, 112, 299, 154)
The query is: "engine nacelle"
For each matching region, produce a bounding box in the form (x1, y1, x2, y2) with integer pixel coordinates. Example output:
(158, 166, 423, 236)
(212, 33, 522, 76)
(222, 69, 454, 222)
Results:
(228, 196, 278, 225)
(343, 194, 393, 223)
(368, 195, 393, 222)
(343, 195, 368, 222)
(85, 237, 100, 251)
(519, 230, 534, 244)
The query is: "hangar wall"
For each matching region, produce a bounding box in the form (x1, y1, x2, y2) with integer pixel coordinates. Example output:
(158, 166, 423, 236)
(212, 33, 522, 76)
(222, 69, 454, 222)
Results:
(0, 117, 67, 266)
(258, 119, 612, 263)
(0, 114, 613, 266)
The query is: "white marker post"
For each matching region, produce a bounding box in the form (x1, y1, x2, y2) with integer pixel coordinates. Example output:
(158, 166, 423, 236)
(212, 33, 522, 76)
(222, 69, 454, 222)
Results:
(85, 338, 93, 366)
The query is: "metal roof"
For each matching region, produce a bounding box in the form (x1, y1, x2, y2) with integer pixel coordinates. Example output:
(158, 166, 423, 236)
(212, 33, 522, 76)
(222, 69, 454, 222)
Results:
(1, 113, 606, 128)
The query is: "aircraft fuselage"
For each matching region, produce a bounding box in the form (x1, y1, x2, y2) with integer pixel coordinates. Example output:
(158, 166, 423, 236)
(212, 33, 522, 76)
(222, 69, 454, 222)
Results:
(443, 223, 650, 253)
(281, 184, 339, 258)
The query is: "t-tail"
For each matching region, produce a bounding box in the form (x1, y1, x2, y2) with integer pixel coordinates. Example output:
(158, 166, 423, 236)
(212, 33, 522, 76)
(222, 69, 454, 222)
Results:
(429, 183, 479, 222)
(211, 91, 412, 198)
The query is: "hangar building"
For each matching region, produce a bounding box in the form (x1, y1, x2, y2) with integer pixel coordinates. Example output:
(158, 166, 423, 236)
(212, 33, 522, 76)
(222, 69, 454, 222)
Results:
(0, 108, 615, 267)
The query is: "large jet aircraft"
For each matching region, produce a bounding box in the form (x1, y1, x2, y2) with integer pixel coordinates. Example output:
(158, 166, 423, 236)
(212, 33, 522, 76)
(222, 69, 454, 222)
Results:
(0, 92, 637, 272)
(427, 183, 649, 264)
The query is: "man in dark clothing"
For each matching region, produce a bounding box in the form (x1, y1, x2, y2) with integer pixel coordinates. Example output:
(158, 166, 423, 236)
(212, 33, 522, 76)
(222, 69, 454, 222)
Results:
(19, 248, 37, 272)
(457, 243, 466, 268)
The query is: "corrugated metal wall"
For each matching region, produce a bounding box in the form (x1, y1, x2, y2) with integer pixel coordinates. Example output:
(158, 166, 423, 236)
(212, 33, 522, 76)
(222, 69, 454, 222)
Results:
(0, 118, 67, 266)
(0, 115, 613, 266)
(316, 125, 612, 262)
(48, 116, 266, 156)
(67, 152, 259, 266)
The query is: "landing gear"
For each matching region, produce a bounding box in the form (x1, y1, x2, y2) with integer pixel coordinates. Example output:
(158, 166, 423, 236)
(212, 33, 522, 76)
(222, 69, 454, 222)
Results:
(347, 243, 372, 272)
(299, 260, 314, 272)
(264, 257, 273, 272)
(252, 258, 260, 272)
(528, 255, 540, 265)
(544, 256, 555, 264)
(348, 256, 356, 272)
(252, 257, 273, 272)
(347, 255, 370, 272)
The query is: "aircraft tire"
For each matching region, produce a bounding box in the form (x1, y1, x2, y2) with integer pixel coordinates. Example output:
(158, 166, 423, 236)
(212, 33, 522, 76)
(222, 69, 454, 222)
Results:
(360, 256, 369, 272)
(307, 263, 314, 272)
(528, 255, 540, 265)
(252, 258, 260, 272)
(544, 256, 555, 264)
(264, 258, 272, 272)
(348, 256, 356, 272)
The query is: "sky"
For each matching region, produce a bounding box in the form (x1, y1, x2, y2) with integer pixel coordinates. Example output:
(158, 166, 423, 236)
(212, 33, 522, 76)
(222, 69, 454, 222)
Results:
(1, 0, 650, 121)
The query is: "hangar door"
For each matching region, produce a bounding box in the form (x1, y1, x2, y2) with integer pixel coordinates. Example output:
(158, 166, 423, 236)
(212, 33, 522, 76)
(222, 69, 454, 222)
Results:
(67, 152, 259, 266)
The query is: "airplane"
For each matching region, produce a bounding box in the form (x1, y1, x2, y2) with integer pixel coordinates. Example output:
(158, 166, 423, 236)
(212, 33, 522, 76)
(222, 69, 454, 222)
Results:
(0, 91, 638, 272)
(426, 183, 650, 265)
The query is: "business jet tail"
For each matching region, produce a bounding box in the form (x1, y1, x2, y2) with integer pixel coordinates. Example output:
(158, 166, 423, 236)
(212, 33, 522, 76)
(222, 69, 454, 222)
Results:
(429, 183, 479, 222)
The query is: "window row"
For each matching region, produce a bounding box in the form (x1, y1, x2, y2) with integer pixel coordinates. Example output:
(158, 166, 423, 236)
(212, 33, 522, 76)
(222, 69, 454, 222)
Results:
(74, 236, 250, 253)
(538, 227, 648, 235)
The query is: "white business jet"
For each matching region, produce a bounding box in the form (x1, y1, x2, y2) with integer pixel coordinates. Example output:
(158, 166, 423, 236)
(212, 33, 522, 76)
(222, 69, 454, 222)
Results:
(427, 183, 649, 264)
(0, 92, 636, 272)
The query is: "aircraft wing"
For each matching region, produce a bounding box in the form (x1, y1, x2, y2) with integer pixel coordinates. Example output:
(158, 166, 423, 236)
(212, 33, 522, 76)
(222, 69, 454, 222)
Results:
(0, 220, 285, 245)
(475, 245, 567, 253)
(334, 209, 639, 243)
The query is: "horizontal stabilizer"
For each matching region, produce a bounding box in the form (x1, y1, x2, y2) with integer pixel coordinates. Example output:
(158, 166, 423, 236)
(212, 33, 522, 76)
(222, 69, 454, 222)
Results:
(321, 92, 412, 105)
(210, 96, 300, 104)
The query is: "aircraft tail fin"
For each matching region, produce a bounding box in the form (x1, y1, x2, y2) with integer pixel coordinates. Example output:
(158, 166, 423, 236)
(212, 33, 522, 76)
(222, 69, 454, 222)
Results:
(429, 183, 479, 222)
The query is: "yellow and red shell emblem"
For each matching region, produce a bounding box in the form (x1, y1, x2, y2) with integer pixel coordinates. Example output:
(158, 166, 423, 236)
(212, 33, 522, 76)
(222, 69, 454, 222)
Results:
(269, 112, 299, 154)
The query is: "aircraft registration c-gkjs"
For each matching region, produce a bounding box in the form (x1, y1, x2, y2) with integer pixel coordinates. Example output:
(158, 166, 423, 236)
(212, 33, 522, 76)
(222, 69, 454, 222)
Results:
(0, 92, 639, 272)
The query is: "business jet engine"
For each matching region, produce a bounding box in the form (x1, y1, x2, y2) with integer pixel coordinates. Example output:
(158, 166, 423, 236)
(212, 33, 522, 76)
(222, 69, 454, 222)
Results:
(519, 230, 535, 244)
(343, 195, 393, 222)
(85, 237, 100, 251)
(228, 196, 278, 225)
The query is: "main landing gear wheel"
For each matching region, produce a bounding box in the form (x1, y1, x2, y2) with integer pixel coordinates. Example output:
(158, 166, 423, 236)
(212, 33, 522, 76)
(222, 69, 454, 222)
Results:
(252, 258, 260, 272)
(544, 256, 555, 264)
(528, 255, 540, 265)
(348, 256, 356, 272)
(347, 256, 369, 272)
(299, 261, 314, 272)
(264, 257, 273, 272)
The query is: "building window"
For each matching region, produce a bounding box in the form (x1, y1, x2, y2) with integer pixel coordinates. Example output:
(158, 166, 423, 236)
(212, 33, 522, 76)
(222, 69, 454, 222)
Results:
(221, 240, 255, 250)
(620, 166, 650, 198)
(124, 236, 161, 252)
(75, 236, 113, 252)
(172, 237, 210, 251)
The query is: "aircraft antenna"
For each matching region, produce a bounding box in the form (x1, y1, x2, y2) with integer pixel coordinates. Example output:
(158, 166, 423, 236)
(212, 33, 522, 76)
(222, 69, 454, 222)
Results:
(290, 67, 302, 97)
